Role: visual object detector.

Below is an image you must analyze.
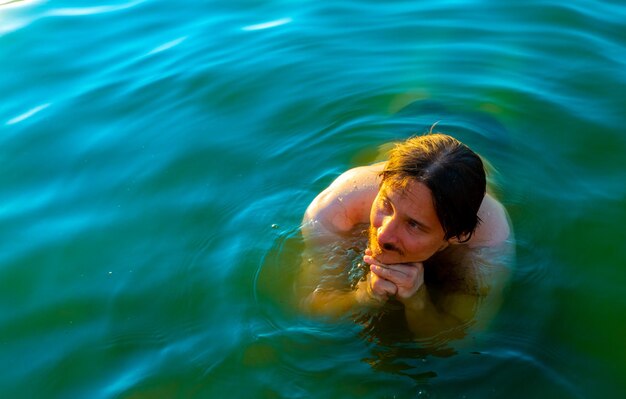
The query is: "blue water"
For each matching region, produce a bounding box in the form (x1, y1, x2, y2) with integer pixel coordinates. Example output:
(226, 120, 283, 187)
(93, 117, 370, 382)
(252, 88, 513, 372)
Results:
(2, 0, 626, 397)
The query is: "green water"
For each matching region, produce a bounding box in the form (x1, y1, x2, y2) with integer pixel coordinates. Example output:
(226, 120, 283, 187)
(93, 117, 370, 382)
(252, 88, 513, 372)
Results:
(1, 0, 625, 397)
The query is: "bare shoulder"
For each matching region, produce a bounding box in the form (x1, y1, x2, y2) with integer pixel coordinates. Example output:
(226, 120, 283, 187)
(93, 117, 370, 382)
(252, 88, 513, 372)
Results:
(436, 193, 513, 295)
(469, 194, 512, 248)
(427, 195, 513, 323)
(302, 163, 385, 238)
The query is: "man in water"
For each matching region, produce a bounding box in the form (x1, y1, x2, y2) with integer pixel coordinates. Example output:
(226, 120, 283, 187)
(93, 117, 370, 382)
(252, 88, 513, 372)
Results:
(300, 133, 512, 338)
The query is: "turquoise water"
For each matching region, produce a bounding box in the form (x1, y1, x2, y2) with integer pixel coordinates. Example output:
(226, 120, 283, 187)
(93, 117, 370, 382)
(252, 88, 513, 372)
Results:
(2, 0, 626, 397)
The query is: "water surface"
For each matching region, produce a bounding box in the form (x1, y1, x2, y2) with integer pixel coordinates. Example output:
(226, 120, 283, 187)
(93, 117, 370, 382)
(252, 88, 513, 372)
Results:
(1, 0, 625, 397)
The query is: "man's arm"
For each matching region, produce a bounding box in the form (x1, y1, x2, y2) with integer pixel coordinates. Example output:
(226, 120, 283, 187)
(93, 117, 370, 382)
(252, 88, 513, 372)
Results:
(366, 242, 512, 339)
(402, 259, 510, 339)
(402, 287, 476, 338)
(391, 193, 512, 337)
(298, 163, 385, 316)
(301, 163, 383, 244)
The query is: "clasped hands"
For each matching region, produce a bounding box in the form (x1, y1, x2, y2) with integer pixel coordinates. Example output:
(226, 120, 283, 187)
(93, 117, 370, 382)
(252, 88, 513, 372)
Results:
(362, 248, 424, 303)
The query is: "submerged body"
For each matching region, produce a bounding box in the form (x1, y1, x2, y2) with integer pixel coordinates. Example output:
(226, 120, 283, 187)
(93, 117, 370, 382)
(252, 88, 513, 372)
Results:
(299, 134, 513, 339)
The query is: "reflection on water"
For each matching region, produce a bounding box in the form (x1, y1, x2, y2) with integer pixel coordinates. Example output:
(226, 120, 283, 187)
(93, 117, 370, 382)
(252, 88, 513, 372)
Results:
(242, 17, 293, 32)
(0, 0, 31, 8)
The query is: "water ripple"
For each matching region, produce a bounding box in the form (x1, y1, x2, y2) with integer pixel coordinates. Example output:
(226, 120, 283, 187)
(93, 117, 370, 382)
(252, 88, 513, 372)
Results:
(242, 17, 293, 32)
(2, 0, 626, 396)
(145, 36, 187, 56)
(46, 1, 145, 17)
(6, 103, 50, 125)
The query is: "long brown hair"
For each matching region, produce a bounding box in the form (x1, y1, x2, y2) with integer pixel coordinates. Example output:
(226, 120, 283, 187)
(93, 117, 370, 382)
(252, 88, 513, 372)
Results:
(381, 133, 486, 241)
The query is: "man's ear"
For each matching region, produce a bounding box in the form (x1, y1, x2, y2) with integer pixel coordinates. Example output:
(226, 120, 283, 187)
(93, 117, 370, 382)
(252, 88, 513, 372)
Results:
(447, 233, 470, 245)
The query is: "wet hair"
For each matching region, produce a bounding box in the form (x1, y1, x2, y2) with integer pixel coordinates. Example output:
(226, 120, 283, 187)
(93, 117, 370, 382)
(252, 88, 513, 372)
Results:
(381, 133, 486, 242)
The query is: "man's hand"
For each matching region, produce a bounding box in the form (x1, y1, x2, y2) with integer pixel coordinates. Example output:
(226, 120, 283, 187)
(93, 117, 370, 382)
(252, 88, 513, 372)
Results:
(365, 264, 398, 301)
(363, 251, 424, 300)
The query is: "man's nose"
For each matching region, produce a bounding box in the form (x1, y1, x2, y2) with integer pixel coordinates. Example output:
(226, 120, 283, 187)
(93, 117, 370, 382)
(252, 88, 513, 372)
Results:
(377, 216, 398, 246)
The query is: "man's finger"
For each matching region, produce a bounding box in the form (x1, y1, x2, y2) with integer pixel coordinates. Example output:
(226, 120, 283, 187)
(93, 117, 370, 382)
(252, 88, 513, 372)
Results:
(370, 273, 397, 297)
(363, 255, 396, 270)
(370, 265, 409, 283)
(365, 256, 409, 277)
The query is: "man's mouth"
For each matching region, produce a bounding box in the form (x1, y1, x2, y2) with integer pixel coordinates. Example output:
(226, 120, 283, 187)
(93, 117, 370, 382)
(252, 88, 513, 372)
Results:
(367, 225, 404, 258)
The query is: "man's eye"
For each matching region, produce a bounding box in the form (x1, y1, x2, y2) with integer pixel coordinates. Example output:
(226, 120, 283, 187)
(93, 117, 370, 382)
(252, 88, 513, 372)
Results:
(408, 220, 421, 231)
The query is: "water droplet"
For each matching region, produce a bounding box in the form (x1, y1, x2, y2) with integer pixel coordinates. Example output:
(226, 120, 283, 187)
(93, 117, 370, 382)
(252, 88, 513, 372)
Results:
(271, 224, 279, 229)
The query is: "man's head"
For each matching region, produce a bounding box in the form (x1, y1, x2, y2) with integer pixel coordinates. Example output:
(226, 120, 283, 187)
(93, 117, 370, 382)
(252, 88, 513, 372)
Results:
(368, 133, 486, 263)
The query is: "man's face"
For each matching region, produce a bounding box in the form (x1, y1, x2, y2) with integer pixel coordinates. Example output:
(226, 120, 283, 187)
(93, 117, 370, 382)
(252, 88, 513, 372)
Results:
(368, 180, 449, 264)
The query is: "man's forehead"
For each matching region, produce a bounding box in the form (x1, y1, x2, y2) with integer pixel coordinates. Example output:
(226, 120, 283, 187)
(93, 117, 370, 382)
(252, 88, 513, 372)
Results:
(380, 181, 438, 219)
(380, 180, 425, 200)
(378, 179, 445, 236)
